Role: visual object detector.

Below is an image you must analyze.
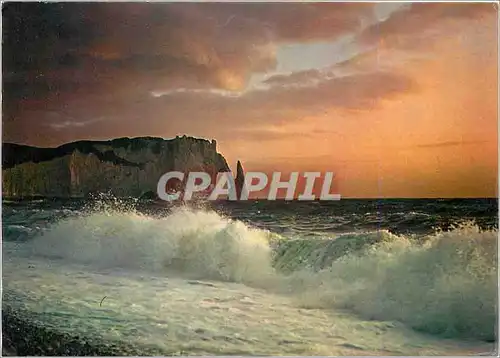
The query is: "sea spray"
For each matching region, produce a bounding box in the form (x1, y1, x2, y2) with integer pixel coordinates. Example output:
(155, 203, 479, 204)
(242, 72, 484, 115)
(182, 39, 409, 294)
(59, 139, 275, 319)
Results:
(27, 203, 497, 341)
(30, 206, 277, 285)
(285, 222, 497, 341)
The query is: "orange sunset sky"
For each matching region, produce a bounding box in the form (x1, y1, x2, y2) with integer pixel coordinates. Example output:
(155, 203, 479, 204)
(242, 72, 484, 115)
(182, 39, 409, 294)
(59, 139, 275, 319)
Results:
(2, 2, 498, 198)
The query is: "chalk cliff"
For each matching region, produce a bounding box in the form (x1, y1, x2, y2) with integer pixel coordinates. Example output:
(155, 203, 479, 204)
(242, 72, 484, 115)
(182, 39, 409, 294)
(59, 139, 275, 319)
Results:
(2, 136, 231, 198)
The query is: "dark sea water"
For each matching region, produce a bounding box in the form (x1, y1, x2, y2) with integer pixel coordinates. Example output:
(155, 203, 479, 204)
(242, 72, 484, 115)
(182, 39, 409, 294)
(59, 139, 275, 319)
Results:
(3, 198, 498, 242)
(2, 197, 498, 355)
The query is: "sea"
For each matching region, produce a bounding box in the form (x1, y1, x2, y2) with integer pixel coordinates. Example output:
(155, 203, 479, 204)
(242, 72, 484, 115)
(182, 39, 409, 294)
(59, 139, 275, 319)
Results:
(2, 197, 498, 355)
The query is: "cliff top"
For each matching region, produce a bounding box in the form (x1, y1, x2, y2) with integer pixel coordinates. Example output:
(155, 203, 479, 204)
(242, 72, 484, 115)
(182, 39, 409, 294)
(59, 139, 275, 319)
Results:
(3, 136, 219, 169)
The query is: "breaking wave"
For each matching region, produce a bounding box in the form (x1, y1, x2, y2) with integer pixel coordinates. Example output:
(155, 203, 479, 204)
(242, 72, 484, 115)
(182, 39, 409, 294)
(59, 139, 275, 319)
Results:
(283, 223, 497, 341)
(28, 206, 497, 341)
(30, 208, 276, 285)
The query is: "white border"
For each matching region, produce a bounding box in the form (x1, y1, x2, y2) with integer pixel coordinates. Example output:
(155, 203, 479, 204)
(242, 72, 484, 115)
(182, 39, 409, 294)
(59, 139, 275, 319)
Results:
(0, 1, 498, 357)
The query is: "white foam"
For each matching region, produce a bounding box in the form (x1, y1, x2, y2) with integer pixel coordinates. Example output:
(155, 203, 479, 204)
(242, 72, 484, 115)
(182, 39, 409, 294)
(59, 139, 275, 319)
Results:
(3, 208, 497, 354)
(29, 207, 276, 284)
(3, 253, 493, 356)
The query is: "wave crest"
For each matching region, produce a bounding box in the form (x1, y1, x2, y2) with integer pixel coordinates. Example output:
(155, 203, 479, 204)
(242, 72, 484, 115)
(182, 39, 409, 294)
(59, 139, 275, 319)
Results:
(31, 208, 275, 284)
(29, 207, 497, 341)
(286, 222, 497, 341)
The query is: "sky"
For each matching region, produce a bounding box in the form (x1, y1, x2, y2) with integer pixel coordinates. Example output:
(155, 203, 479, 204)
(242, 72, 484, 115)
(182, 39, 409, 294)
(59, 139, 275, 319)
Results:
(2, 2, 498, 198)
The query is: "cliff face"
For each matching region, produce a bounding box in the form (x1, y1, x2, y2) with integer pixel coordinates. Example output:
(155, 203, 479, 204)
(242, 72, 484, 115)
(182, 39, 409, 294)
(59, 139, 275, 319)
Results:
(2, 136, 230, 198)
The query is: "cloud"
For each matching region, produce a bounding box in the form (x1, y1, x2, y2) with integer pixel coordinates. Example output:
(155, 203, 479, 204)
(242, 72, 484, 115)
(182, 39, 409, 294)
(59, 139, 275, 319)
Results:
(150, 88, 243, 99)
(256, 71, 416, 111)
(2, 0, 495, 172)
(358, 2, 495, 48)
(414, 140, 491, 149)
(263, 69, 335, 88)
(228, 129, 313, 142)
(4, 68, 414, 146)
(132, 70, 417, 145)
(2, 2, 374, 99)
(155, 70, 414, 110)
(2, 2, 379, 139)
(48, 118, 103, 130)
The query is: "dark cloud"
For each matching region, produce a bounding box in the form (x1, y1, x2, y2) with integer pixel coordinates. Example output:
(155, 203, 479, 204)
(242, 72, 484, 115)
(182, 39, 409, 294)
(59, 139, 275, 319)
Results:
(2, 67, 416, 146)
(3, 3, 372, 96)
(2, 2, 488, 149)
(2, 2, 375, 141)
